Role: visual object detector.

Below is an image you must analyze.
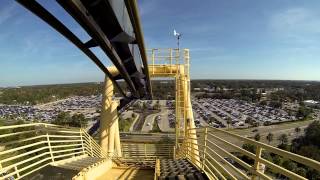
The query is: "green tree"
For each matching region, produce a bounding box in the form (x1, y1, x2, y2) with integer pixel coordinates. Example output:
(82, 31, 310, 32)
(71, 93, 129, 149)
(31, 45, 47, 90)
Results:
(53, 112, 87, 128)
(296, 106, 313, 119)
(142, 102, 148, 110)
(272, 155, 283, 165)
(282, 159, 297, 171)
(294, 167, 307, 177)
(54, 112, 71, 126)
(242, 143, 256, 153)
(269, 101, 282, 109)
(226, 117, 232, 129)
(304, 121, 320, 147)
(266, 132, 274, 144)
(295, 127, 301, 137)
(131, 112, 136, 118)
(278, 134, 289, 145)
(259, 101, 267, 106)
(297, 145, 320, 162)
(254, 133, 261, 141)
(71, 113, 88, 128)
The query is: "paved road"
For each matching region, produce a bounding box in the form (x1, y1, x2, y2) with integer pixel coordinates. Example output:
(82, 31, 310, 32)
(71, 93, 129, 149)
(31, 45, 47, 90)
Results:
(129, 113, 139, 132)
(158, 109, 174, 132)
(141, 100, 174, 132)
(142, 110, 164, 132)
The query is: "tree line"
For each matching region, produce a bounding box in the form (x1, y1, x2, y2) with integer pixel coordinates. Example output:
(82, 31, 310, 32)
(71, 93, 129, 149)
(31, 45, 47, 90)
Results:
(241, 121, 320, 179)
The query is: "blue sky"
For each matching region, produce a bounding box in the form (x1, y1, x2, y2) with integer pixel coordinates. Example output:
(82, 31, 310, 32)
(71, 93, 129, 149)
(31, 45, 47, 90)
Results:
(1, 0, 320, 87)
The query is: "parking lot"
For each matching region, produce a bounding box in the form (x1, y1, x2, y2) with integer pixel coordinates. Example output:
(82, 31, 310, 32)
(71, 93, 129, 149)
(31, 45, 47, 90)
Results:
(0, 95, 101, 122)
(192, 98, 296, 128)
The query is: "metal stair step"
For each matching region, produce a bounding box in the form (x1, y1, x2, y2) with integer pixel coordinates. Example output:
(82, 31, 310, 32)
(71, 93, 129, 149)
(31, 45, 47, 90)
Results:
(158, 158, 208, 180)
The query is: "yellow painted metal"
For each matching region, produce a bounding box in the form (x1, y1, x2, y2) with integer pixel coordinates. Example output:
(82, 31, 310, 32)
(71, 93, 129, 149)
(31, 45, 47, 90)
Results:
(252, 146, 263, 180)
(120, 143, 174, 163)
(107, 48, 200, 166)
(100, 74, 122, 157)
(177, 126, 320, 180)
(154, 159, 160, 180)
(73, 158, 113, 180)
(0, 123, 109, 180)
(146, 48, 200, 166)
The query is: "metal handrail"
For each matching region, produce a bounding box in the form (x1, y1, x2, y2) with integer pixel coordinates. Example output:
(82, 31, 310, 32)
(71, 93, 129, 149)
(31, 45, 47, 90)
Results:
(177, 127, 320, 180)
(0, 123, 108, 180)
(146, 48, 182, 67)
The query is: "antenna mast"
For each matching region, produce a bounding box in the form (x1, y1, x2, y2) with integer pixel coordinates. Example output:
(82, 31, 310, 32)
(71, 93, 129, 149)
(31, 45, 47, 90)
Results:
(173, 29, 182, 50)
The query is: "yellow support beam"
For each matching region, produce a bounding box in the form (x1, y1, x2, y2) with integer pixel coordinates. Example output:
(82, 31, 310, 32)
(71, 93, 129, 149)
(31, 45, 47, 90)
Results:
(100, 74, 122, 157)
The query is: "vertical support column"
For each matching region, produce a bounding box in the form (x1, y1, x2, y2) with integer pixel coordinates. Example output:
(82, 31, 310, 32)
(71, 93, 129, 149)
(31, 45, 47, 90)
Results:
(100, 75, 121, 157)
(108, 101, 118, 156)
(182, 49, 200, 167)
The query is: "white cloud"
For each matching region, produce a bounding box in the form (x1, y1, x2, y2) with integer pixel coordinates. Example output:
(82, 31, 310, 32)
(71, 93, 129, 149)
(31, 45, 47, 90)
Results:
(270, 7, 320, 35)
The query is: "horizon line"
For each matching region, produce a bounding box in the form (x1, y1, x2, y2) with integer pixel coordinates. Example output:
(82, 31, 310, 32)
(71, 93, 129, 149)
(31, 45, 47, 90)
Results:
(1, 79, 320, 88)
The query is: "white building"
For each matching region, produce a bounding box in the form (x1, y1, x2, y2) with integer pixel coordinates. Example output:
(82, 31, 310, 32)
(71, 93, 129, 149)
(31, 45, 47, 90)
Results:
(303, 100, 320, 108)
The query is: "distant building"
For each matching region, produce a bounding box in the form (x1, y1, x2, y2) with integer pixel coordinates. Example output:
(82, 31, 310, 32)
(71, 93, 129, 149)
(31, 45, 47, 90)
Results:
(303, 100, 320, 108)
(208, 87, 215, 92)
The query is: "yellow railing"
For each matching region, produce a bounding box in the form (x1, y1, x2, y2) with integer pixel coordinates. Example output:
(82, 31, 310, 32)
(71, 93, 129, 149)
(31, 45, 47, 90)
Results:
(154, 159, 160, 180)
(147, 48, 181, 66)
(147, 48, 188, 76)
(0, 123, 108, 180)
(119, 143, 174, 166)
(177, 127, 320, 180)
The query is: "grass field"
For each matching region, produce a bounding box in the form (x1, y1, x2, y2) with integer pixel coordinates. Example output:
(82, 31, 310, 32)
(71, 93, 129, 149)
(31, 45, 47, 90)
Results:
(230, 119, 315, 146)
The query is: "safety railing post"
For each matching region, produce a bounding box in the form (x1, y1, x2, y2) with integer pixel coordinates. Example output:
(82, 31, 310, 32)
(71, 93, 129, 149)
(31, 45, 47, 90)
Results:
(14, 166, 20, 178)
(45, 124, 54, 162)
(202, 128, 208, 170)
(144, 143, 147, 157)
(89, 136, 93, 157)
(144, 143, 147, 164)
(173, 146, 176, 160)
(252, 146, 263, 180)
(80, 129, 85, 155)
